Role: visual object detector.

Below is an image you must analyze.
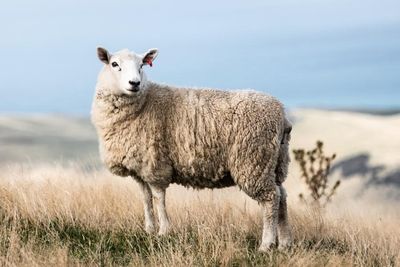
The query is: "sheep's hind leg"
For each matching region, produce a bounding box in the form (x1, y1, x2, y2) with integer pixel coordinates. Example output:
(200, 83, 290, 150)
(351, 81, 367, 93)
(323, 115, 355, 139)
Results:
(149, 185, 170, 235)
(136, 180, 156, 234)
(278, 186, 292, 249)
(231, 164, 280, 251)
(259, 185, 280, 251)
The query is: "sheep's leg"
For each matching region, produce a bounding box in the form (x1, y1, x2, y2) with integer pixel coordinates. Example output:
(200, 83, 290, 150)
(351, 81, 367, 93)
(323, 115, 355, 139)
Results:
(149, 185, 170, 235)
(136, 180, 156, 233)
(277, 186, 292, 249)
(259, 185, 280, 252)
(231, 163, 280, 251)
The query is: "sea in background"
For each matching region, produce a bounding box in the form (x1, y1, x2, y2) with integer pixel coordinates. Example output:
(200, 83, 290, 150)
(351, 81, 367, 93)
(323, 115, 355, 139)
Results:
(0, 0, 399, 114)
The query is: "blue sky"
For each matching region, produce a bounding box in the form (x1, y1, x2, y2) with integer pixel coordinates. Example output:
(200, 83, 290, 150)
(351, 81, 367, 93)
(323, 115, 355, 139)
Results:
(0, 0, 399, 114)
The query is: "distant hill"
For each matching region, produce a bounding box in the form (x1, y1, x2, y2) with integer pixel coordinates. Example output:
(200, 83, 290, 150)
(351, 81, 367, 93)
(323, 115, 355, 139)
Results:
(324, 108, 400, 116)
(1, 110, 399, 194)
(0, 115, 99, 165)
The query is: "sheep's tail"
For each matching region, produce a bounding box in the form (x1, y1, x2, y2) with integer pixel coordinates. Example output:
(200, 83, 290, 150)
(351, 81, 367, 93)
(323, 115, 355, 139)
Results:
(275, 117, 292, 186)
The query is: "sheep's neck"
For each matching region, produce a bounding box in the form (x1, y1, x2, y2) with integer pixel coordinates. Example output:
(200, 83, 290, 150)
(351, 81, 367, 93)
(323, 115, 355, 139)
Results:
(93, 89, 148, 128)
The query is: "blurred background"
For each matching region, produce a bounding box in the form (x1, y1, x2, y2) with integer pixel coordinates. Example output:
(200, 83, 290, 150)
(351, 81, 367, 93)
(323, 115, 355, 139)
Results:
(0, 0, 399, 201)
(0, 0, 399, 114)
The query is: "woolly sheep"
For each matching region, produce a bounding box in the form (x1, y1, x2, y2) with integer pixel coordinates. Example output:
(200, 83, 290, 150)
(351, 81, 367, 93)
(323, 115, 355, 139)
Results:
(91, 47, 292, 251)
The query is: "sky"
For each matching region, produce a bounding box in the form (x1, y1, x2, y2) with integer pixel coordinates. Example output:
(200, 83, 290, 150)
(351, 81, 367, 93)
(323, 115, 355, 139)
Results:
(0, 0, 399, 114)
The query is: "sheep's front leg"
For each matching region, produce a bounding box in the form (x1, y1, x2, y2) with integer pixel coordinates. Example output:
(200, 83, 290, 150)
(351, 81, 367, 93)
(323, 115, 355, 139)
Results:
(259, 186, 280, 251)
(149, 185, 170, 235)
(137, 180, 156, 234)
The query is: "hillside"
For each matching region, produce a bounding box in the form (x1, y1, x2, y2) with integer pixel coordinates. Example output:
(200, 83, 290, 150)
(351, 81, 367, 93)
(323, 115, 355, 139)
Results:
(0, 115, 98, 165)
(0, 109, 399, 265)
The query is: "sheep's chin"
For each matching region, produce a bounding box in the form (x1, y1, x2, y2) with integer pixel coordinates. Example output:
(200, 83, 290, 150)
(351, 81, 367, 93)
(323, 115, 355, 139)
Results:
(123, 89, 139, 95)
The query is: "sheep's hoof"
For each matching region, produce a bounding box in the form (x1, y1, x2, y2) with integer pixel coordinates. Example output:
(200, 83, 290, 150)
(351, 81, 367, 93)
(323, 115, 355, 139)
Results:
(258, 242, 276, 252)
(158, 225, 170, 236)
(158, 230, 170, 236)
(278, 239, 292, 250)
(145, 224, 156, 234)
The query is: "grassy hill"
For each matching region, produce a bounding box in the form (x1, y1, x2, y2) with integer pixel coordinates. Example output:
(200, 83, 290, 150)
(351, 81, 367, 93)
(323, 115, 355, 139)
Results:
(0, 110, 399, 266)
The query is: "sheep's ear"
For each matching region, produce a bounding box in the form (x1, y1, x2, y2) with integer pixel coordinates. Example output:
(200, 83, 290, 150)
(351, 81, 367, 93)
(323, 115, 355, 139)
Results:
(142, 48, 158, 67)
(97, 47, 110, 64)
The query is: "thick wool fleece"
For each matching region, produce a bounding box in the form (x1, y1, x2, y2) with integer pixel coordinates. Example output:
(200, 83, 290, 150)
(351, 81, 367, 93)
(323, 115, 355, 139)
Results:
(92, 82, 291, 202)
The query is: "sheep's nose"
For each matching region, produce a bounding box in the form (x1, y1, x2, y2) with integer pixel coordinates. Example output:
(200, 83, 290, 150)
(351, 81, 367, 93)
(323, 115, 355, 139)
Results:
(129, 80, 140, 87)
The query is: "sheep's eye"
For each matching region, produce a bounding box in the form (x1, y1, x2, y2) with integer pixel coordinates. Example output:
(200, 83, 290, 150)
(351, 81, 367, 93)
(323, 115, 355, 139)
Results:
(111, 62, 119, 67)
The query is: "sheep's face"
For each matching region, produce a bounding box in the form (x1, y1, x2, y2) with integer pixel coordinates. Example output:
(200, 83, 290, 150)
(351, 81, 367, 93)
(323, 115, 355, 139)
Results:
(97, 47, 158, 95)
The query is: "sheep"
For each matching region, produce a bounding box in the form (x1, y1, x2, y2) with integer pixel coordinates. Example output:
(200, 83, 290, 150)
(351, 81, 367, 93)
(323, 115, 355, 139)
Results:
(91, 47, 292, 251)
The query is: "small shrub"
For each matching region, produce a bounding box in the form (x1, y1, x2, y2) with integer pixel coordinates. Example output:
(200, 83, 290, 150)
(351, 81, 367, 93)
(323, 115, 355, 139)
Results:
(293, 141, 340, 207)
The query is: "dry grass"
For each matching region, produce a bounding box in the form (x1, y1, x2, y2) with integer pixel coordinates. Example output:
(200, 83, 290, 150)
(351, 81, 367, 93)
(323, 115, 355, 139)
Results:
(0, 164, 399, 266)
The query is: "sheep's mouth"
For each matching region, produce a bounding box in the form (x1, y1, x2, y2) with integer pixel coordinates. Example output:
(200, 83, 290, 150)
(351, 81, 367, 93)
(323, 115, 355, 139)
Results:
(127, 87, 140, 93)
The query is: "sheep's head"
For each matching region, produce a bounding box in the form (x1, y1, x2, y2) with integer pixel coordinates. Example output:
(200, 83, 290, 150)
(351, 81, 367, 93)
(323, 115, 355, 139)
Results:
(96, 47, 158, 95)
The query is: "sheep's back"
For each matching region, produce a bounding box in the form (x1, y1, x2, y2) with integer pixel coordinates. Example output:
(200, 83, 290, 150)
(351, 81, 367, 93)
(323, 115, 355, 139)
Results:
(163, 88, 285, 188)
